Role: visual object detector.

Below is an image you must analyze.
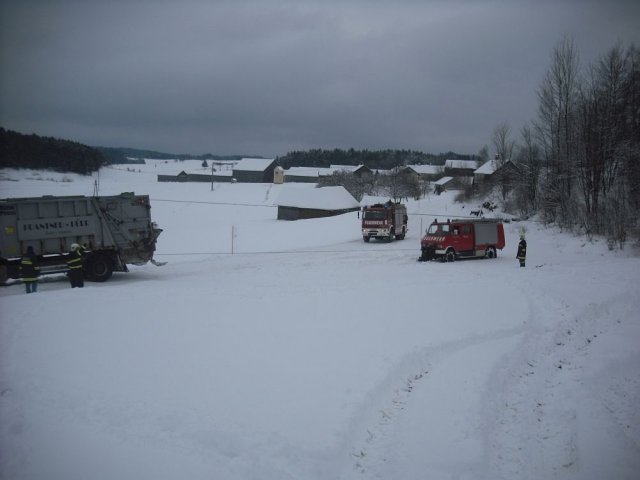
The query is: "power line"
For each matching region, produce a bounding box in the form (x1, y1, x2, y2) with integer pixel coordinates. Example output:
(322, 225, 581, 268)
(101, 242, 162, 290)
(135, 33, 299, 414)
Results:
(150, 197, 491, 219)
(154, 247, 421, 257)
(151, 198, 276, 208)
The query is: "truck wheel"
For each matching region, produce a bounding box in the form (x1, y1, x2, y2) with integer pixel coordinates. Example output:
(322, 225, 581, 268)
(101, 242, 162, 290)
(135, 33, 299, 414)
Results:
(486, 247, 497, 259)
(445, 250, 456, 262)
(396, 228, 406, 240)
(363, 236, 370, 243)
(86, 253, 113, 282)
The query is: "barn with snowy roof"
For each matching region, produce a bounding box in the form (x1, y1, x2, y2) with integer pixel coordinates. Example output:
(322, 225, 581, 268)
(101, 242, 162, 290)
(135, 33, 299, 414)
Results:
(275, 186, 360, 220)
(232, 158, 277, 183)
(444, 159, 479, 177)
(473, 159, 520, 185)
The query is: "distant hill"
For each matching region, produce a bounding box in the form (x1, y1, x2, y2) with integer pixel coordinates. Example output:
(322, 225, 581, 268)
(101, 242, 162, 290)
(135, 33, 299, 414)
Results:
(0, 128, 105, 174)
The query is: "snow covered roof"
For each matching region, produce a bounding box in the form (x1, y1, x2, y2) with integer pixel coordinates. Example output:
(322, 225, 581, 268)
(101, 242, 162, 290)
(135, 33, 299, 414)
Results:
(329, 164, 358, 173)
(474, 160, 498, 175)
(406, 164, 442, 175)
(234, 158, 275, 172)
(445, 159, 478, 170)
(284, 167, 332, 177)
(434, 176, 454, 186)
(276, 186, 360, 210)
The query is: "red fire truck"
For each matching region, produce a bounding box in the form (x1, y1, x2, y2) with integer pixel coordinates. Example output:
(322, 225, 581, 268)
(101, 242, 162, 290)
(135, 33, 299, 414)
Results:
(361, 202, 408, 242)
(419, 218, 505, 261)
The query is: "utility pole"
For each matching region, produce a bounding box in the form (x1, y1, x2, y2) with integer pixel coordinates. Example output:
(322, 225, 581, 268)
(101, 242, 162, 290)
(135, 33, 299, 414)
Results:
(93, 170, 100, 196)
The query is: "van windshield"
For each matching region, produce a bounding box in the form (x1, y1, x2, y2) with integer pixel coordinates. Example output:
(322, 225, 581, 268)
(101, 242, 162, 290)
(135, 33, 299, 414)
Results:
(427, 224, 450, 235)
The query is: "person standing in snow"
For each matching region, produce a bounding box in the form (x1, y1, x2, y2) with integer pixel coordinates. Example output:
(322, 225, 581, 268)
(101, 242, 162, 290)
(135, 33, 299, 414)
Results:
(19, 246, 40, 293)
(516, 235, 527, 267)
(67, 243, 85, 288)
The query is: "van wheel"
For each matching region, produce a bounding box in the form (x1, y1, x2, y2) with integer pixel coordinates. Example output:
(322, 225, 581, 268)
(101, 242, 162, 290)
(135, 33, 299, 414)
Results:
(86, 253, 113, 282)
(486, 247, 497, 259)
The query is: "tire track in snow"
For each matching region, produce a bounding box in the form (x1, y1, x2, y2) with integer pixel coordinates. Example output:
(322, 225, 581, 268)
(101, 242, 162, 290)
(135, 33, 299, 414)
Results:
(345, 325, 527, 478)
(483, 286, 640, 480)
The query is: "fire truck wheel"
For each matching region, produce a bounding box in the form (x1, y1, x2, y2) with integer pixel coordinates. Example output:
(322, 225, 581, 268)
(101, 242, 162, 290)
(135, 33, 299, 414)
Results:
(445, 250, 456, 262)
(486, 247, 497, 259)
(363, 236, 370, 243)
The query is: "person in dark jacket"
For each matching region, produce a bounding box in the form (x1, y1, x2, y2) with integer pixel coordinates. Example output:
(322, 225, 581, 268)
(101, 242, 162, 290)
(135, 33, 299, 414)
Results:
(517, 235, 527, 267)
(67, 243, 84, 288)
(19, 246, 40, 293)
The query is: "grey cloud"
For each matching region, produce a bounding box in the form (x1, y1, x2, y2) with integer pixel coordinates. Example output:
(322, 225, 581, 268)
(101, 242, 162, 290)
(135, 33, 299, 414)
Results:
(1, 0, 639, 157)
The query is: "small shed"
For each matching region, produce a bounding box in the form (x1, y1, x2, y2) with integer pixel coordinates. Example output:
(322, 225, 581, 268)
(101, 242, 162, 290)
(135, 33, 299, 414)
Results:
(233, 158, 277, 183)
(276, 186, 360, 220)
(403, 164, 444, 181)
(273, 166, 284, 184)
(157, 171, 214, 182)
(474, 159, 520, 185)
(434, 176, 454, 195)
(284, 166, 330, 183)
(328, 164, 373, 177)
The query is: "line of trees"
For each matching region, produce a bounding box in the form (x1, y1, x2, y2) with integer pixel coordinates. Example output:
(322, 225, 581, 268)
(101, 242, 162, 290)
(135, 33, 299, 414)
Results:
(0, 128, 105, 174)
(277, 148, 474, 170)
(496, 38, 639, 247)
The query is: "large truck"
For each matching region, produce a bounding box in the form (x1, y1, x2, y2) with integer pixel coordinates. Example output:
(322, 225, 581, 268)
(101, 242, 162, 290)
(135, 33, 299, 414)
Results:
(419, 218, 505, 262)
(0, 192, 163, 283)
(361, 201, 408, 242)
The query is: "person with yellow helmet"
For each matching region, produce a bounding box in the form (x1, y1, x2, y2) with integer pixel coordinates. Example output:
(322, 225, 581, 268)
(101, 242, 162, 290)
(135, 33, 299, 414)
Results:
(67, 243, 85, 288)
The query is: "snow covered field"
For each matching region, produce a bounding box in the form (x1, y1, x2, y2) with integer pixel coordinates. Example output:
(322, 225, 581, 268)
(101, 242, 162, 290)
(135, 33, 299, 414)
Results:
(1, 162, 639, 480)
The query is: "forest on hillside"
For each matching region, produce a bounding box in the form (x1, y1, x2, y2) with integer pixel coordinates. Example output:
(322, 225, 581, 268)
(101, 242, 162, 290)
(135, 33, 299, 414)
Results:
(0, 128, 105, 174)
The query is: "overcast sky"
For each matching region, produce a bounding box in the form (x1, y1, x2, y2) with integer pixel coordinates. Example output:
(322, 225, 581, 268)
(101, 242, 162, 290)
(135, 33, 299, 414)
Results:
(1, 0, 639, 158)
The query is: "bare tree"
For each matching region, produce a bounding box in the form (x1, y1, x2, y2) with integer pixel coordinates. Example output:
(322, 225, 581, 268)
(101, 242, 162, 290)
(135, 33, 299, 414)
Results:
(477, 145, 490, 164)
(318, 171, 374, 202)
(491, 122, 516, 201)
(576, 46, 625, 224)
(374, 167, 421, 202)
(514, 124, 542, 214)
(492, 123, 515, 164)
(576, 44, 640, 241)
(535, 36, 581, 225)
